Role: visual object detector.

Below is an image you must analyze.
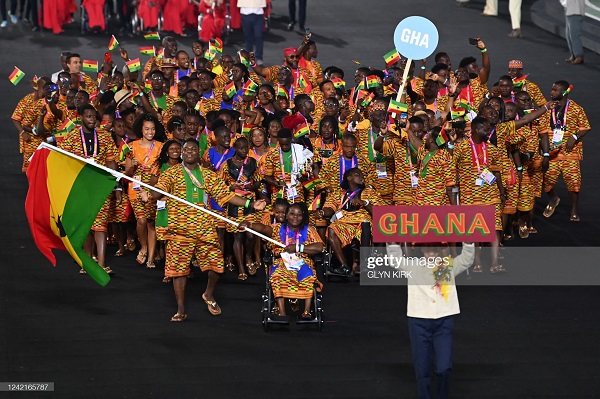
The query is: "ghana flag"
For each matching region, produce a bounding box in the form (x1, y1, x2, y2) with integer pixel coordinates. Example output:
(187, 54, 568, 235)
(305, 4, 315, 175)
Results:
(9, 66, 25, 85)
(293, 122, 309, 138)
(25, 146, 117, 286)
(223, 81, 236, 99)
(108, 35, 119, 51)
(512, 74, 528, 88)
(144, 31, 160, 40)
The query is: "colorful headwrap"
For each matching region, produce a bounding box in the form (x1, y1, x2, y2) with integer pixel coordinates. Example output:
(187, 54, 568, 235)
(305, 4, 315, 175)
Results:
(368, 101, 387, 113)
(508, 59, 523, 69)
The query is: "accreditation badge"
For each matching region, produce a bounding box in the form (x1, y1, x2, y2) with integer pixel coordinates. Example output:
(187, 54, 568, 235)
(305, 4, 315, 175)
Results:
(480, 168, 496, 185)
(552, 128, 564, 145)
(376, 162, 387, 178)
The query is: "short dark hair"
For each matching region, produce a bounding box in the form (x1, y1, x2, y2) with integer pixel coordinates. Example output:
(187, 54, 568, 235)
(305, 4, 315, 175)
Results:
(459, 56, 477, 68)
(341, 167, 360, 190)
(278, 128, 293, 140)
(431, 63, 449, 75)
(341, 133, 357, 143)
(67, 53, 80, 63)
(555, 80, 570, 92)
(471, 116, 488, 129)
(408, 116, 425, 125)
(434, 52, 449, 63)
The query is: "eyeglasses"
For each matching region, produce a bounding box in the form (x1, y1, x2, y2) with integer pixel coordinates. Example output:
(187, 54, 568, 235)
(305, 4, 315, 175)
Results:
(287, 55, 298, 59)
(151, 77, 164, 81)
(324, 102, 337, 108)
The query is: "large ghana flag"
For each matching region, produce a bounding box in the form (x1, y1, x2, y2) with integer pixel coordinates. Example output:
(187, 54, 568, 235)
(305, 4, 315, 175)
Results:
(25, 147, 117, 286)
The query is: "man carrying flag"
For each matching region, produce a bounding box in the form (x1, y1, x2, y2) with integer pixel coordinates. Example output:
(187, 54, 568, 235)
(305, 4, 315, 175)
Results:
(150, 139, 266, 321)
(507, 59, 547, 107)
(59, 104, 121, 274)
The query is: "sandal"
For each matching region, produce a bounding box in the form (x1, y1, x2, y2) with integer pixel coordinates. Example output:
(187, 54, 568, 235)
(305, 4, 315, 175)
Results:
(202, 293, 221, 316)
(301, 310, 312, 319)
(125, 239, 136, 251)
(238, 273, 248, 281)
(170, 313, 187, 322)
(490, 264, 507, 274)
(146, 261, 156, 269)
(518, 223, 529, 239)
(570, 215, 580, 222)
(528, 227, 538, 234)
(136, 251, 147, 265)
(272, 304, 280, 315)
(247, 261, 258, 276)
(103, 266, 113, 274)
(79, 268, 87, 274)
(115, 248, 125, 257)
(472, 264, 483, 273)
(543, 198, 560, 218)
(226, 262, 235, 272)
(163, 276, 172, 283)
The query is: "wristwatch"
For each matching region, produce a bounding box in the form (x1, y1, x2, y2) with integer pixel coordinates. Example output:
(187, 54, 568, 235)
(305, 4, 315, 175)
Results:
(572, 134, 579, 141)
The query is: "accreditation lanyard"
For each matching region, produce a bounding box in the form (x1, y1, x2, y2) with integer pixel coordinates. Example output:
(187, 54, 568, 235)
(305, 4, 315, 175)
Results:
(80, 128, 98, 158)
(469, 137, 488, 174)
(279, 148, 295, 182)
(552, 100, 569, 129)
(406, 142, 414, 172)
(340, 155, 357, 184)
(143, 140, 156, 164)
(150, 91, 164, 109)
(214, 148, 230, 170)
(284, 226, 301, 247)
(339, 189, 361, 210)
(183, 164, 205, 189)
(235, 157, 248, 183)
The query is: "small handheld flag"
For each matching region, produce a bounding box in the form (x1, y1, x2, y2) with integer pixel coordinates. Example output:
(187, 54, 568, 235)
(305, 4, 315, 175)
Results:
(563, 84, 573, 95)
(293, 123, 310, 138)
(223, 81, 236, 99)
(331, 78, 345, 90)
(242, 79, 259, 95)
(108, 35, 119, 51)
(455, 99, 475, 112)
(82, 60, 99, 73)
(388, 99, 408, 114)
(144, 32, 160, 40)
(366, 75, 381, 89)
(126, 58, 141, 72)
(512, 75, 528, 88)
(450, 108, 466, 119)
(139, 46, 155, 56)
(9, 66, 25, 85)
(309, 193, 322, 211)
(277, 85, 288, 98)
(383, 49, 401, 66)
(360, 92, 375, 107)
(297, 74, 309, 89)
(238, 51, 250, 68)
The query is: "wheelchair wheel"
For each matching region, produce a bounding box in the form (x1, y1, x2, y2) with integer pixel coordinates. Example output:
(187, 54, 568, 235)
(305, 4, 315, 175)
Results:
(315, 293, 324, 332)
(80, 6, 87, 34)
(222, 14, 231, 45)
(131, 9, 139, 35)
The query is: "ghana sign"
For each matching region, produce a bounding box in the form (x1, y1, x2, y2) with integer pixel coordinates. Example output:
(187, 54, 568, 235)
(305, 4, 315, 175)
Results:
(373, 206, 495, 243)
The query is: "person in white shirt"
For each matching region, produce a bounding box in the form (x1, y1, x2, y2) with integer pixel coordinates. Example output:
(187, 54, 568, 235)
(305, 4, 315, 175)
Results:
(51, 52, 71, 83)
(237, 0, 266, 65)
(388, 242, 475, 399)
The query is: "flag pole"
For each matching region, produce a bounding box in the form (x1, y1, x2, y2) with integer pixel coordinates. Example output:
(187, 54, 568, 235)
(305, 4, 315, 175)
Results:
(390, 58, 412, 119)
(38, 143, 285, 248)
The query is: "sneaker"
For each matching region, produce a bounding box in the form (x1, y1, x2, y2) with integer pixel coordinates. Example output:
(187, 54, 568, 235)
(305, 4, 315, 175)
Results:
(0, 21, 7, 28)
(8, 11, 17, 24)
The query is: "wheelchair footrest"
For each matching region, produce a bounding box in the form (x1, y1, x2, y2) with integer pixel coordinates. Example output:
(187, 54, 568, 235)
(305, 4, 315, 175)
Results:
(296, 316, 318, 324)
(267, 314, 290, 324)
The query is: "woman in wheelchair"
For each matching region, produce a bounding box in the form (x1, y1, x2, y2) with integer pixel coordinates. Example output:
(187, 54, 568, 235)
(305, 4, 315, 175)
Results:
(320, 168, 382, 276)
(239, 202, 324, 319)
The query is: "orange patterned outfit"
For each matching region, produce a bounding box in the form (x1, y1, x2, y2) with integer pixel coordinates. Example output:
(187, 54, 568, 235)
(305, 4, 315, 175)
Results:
(263, 145, 309, 204)
(310, 137, 341, 167)
(261, 66, 317, 97)
(538, 100, 590, 193)
(378, 135, 419, 206)
(356, 124, 395, 204)
(220, 157, 260, 233)
(14, 95, 45, 172)
(298, 58, 322, 85)
(495, 121, 521, 215)
(324, 186, 382, 247)
(108, 140, 134, 225)
(128, 140, 163, 220)
(413, 147, 456, 206)
(318, 154, 377, 191)
(154, 165, 236, 277)
(518, 80, 547, 107)
(269, 224, 323, 300)
(452, 139, 503, 231)
(59, 128, 118, 232)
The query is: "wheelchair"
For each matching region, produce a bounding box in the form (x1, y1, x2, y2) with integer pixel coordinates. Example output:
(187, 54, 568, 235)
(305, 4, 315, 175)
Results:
(197, 0, 231, 44)
(260, 250, 324, 332)
(131, 3, 163, 35)
(322, 220, 372, 282)
(80, 0, 110, 34)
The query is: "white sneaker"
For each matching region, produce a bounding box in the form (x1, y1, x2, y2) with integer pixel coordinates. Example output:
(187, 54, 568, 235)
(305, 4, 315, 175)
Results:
(0, 21, 7, 28)
(8, 12, 17, 24)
